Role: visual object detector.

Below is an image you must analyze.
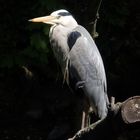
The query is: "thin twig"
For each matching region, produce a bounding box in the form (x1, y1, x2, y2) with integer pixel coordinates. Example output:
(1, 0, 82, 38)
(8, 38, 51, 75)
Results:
(92, 0, 102, 39)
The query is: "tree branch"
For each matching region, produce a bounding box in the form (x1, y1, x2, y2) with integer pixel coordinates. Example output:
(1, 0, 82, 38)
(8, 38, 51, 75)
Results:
(68, 96, 140, 140)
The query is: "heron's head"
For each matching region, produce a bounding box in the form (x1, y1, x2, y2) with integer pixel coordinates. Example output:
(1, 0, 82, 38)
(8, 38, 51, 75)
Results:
(29, 9, 78, 28)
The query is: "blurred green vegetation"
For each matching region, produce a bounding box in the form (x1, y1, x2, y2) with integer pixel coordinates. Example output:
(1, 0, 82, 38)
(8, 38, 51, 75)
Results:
(0, 0, 61, 68)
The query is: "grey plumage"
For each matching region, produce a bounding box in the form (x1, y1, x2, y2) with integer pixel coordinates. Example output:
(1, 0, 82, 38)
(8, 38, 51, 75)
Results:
(30, 9, 109, 120)
(70, 26, 109, 118)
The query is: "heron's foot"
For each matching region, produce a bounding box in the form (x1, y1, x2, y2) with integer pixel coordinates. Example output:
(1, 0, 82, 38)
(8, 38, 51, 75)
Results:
(68, 127, 90, 140)
(68, 120, 102, 140)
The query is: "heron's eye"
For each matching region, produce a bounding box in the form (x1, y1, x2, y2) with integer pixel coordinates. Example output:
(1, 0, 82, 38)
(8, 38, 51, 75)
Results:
(57, 15, 61, 19)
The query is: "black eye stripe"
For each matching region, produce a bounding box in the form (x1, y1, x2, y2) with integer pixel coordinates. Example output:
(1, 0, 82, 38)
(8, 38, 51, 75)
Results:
(58, 12, 71, 16)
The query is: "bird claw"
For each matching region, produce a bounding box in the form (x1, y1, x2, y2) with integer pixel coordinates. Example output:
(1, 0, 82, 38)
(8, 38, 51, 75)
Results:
(76, 128, 87, 136)
(68, 127, 90, 140)
(68, 120, 103, 140)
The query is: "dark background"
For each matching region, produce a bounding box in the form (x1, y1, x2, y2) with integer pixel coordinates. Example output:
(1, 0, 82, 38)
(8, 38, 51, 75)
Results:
(0, 0, 140, 139)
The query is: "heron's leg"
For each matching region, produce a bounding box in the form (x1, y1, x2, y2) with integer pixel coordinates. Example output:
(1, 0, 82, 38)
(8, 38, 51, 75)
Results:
(87, 106, 93, 126)
(81, 98, 90, 129)
(81, 111, 86, 129)
(81, 110, 90, 129)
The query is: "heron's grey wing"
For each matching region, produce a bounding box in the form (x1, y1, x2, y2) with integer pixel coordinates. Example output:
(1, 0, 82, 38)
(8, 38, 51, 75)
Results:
(67, 25, 107, 91)
(67, 25, 109, 118)
(67, 30, 85, 90)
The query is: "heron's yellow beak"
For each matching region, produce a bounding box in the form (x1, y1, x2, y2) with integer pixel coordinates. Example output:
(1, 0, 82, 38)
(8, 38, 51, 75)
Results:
(29, 15, 57, 25)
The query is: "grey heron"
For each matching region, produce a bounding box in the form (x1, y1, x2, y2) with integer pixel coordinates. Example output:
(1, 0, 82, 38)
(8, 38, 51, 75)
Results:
(29, 9, 109, 127)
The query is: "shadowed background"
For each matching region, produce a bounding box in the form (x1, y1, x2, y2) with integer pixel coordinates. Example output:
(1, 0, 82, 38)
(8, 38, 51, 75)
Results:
(0, 0, 140, 139)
